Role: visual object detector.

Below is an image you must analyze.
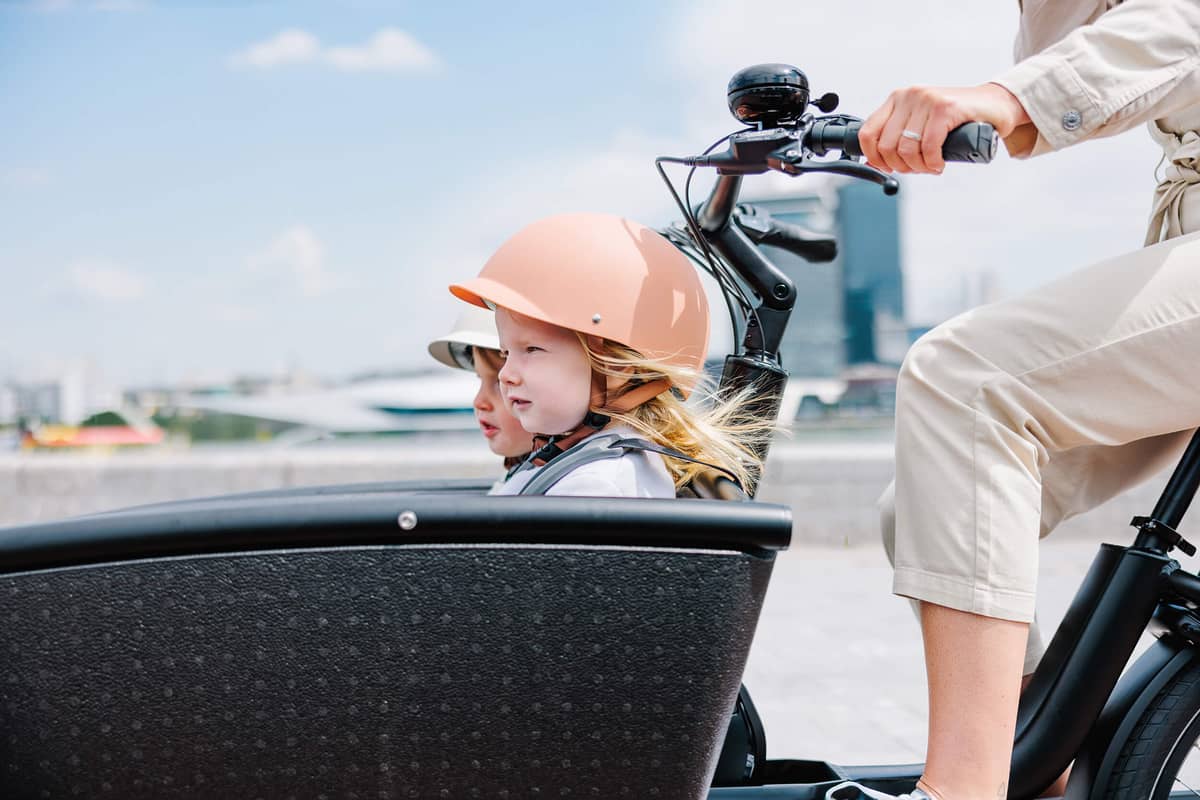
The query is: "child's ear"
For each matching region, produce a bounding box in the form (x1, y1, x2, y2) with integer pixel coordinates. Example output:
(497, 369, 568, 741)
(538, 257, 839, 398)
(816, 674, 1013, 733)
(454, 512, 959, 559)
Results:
(584, 335, 605, 354)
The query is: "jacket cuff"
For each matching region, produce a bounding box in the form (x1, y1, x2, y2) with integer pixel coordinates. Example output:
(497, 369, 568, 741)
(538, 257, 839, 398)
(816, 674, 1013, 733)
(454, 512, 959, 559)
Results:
(991, 53, 1103, 158)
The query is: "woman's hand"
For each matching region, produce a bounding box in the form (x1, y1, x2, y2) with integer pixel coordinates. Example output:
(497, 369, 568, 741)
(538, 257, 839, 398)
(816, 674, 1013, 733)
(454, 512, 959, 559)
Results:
(858, 83, 1030, 175)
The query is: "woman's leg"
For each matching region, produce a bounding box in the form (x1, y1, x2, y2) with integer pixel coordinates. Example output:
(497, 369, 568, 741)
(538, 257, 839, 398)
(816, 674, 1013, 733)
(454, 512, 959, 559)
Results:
(881, 482, 1048, 676)
(882, 425, 1192, 676)
(918, 604, 1028, 800)
(891, 231, 1200, 798)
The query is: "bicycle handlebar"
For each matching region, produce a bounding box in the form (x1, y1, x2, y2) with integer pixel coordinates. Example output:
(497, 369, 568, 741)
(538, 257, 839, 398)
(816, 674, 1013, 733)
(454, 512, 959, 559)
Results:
(658, 64, 997, 479)
(806, 119, 998, 163)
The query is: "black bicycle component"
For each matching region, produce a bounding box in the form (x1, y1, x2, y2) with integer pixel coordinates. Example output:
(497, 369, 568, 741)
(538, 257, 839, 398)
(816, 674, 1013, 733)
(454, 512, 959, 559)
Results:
(691, 128, 798, 176)
(734, 205, 837, 263)
(1067, 639, 1200, 800)
(695, 175, 795, 357)
(712, 685, 767, 787)
(727, 63, 810, 127)
(1010, 545, 1175, 798)
(1100, 656, 1200, 799)
(1133, 515, 1197, 557)
(811, 92, 839, 113)
(806, 117, 998, 164)
(943, 121, 999, 163)
(1129, 431, 1200, 556)
(1153, 603, 1200, 643)
(1167, 571, 1200, 612)
(678, 118, 992, 196)
(719, 230, 793, 355)
(718, 354, 788, 492)
(1150, 429, 1200, 531)
(769, 144, 901, 195)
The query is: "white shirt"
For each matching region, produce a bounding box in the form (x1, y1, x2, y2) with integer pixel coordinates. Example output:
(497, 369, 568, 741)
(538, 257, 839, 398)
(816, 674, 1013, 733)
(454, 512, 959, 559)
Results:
(488, 425, 675, 498)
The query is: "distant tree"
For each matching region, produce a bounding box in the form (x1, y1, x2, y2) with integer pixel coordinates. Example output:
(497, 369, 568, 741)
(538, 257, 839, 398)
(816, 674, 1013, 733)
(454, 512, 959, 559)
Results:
(81, 411, 127, 427)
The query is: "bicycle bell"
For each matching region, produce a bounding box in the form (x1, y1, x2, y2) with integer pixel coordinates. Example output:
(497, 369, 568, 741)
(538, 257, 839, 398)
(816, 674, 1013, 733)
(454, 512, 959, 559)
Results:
(727, 64, 838, 127)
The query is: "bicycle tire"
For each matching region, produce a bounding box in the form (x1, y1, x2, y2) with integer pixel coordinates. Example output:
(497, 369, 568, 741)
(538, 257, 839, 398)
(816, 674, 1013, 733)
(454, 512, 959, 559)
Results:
(1102, 658, 1200, 799)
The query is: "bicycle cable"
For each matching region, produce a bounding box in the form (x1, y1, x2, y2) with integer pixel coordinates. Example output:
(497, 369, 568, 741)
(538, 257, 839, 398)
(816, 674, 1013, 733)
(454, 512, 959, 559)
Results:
(655, 130, 758, 326)
(683, 152, 758, 319)
(654, 157, 752, 320)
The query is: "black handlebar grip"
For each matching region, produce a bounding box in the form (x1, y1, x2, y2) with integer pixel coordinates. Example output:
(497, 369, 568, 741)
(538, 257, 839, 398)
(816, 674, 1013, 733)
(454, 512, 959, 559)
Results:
(807, 119, 997, 164)
(941, 122, 998, 163)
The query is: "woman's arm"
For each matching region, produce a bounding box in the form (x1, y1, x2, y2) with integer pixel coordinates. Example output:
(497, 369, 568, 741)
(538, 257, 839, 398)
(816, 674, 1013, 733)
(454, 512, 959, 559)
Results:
(993, 0, 1200, 158)
(860, 0, 1200, 173)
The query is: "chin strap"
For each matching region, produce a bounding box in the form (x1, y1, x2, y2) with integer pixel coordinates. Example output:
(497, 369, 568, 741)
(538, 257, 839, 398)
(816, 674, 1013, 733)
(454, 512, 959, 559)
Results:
(525, 375, 670, 468)
(502, 454, 530, 479)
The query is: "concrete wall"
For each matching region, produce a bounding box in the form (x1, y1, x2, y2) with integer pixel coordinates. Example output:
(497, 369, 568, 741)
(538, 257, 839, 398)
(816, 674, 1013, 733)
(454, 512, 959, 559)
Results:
(0, 440, 1172, 548)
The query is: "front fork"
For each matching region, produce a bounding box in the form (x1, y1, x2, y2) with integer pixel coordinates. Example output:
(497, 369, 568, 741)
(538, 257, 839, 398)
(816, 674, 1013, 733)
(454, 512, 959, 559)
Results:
(1065, 598, 1200, 800)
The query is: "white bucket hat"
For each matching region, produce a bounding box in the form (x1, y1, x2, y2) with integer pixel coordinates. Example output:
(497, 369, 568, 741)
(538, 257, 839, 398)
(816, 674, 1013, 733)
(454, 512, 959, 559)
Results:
(427, 304, 500, 370)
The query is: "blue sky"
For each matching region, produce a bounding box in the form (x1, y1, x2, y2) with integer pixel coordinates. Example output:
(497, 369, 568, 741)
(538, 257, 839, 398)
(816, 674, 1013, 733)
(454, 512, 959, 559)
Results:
(0, 0, 1163, 386)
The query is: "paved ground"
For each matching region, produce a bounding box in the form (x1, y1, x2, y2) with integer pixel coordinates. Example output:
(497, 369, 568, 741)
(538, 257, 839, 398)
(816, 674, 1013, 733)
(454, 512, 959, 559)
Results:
(742, 536, 1165, 767)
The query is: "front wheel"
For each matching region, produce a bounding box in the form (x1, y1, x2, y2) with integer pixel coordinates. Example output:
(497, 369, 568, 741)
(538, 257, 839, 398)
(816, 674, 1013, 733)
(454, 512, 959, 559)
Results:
(1102, 658, 1200, 799)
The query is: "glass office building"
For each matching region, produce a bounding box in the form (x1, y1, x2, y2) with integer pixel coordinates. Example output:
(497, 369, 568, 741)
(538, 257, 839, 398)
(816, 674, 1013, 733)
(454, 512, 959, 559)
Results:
(745, 179, 903, 377)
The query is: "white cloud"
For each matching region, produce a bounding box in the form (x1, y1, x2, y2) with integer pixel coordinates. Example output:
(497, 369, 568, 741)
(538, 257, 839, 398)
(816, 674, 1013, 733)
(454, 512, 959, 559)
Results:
(324, 28, 438, 73)
(66, 261, 147, 302)
(228, 29, 320, 69)
(247, 226, 350, 297)
(229, 27, 439, 73)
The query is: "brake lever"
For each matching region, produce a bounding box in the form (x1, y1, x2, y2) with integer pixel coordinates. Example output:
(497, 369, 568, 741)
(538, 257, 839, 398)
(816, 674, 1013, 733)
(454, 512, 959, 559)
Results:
(768, 146, 900, 195)
(683, 128, 797, 175)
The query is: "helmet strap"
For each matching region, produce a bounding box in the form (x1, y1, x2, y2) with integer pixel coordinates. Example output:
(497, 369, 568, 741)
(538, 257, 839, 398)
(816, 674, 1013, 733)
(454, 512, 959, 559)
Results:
(527, 373, 670, 468)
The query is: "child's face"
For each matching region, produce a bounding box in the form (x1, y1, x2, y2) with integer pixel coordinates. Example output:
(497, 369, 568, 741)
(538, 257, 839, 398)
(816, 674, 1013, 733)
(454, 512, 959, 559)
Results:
(471, 347, 532, 459)
(495, 307, 592, 435)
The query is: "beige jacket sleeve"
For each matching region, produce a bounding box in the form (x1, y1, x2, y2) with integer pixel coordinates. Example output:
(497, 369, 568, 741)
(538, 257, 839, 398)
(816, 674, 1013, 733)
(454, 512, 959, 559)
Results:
(991, 0, 1200, 158)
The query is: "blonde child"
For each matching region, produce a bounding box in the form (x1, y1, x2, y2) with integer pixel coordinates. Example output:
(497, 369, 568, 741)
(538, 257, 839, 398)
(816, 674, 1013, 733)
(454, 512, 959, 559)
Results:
(427, 305, 531, 475)
(449, 212, 767, 498)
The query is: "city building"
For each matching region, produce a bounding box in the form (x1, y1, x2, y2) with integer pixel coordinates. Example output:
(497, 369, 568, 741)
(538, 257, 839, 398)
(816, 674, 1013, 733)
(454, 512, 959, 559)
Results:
(738, 178, 910, 418)
(837, 180, 906, 366)
(744, 178, 905, 374)
(0, 385, 16, 426)
(740, 187, 844, 379)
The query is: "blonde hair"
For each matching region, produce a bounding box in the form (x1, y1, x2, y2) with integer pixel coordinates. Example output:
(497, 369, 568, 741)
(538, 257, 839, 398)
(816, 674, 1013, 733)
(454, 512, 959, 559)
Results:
(472, 346, 504, 374)
(577, 335, 776, 494)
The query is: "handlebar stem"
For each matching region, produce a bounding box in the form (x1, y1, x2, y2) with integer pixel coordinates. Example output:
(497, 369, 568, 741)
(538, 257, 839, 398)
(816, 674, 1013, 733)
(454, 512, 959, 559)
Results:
(696, 176, 743, 234)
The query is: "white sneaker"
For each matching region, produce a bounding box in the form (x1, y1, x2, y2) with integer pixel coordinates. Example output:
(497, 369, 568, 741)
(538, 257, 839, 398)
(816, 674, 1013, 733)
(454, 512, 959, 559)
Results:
(825, 781, 933, 800)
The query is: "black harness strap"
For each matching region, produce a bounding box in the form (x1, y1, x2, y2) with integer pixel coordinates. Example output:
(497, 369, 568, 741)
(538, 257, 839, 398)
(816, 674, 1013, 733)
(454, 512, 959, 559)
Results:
(608, 438, 742, 487)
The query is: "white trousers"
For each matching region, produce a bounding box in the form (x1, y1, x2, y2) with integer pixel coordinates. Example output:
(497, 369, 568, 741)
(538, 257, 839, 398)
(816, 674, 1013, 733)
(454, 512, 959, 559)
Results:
(879, 216, 1200, 672)
(881, 130, 1200, 672)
